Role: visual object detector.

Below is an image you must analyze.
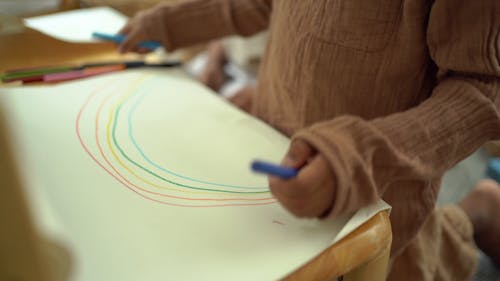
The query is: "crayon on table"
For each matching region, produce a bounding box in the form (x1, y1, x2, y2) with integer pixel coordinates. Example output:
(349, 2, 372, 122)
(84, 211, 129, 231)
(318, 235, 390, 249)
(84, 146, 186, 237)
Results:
(43, 65, 125, 83)
(2, 66, 75, 81)
(2, 61, 182, 83)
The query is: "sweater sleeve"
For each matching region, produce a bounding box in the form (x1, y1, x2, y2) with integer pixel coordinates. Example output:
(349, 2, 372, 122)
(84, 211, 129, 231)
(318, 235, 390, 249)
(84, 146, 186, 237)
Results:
(293, 0, 500, 217)
(140, 0, 272, 51)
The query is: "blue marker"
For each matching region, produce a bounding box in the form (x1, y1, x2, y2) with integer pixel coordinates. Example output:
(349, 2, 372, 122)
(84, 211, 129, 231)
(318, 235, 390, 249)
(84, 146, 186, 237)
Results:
(251, 160, 299, 180)
(92, 32, 162, 50)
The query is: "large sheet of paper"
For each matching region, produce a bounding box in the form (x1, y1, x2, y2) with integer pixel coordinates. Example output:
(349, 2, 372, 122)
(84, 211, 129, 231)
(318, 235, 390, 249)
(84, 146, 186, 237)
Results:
(0, 69, 389, 281)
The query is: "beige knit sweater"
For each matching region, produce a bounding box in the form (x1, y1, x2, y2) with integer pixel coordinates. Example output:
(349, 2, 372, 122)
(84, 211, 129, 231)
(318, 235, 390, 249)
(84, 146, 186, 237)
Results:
(137, 0, 500, 257)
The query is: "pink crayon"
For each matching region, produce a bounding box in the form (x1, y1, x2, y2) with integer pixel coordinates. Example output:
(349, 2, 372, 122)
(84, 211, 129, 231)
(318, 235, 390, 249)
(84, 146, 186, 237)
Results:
(43, 65, 125, 83)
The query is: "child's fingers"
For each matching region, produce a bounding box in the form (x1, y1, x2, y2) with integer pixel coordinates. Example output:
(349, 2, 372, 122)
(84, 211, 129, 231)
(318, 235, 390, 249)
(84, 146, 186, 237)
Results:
(281, 139, 316, 168)
(119, 30, 143, 53)
(269, 156, 326, 198)
(269, 155, 335, 218)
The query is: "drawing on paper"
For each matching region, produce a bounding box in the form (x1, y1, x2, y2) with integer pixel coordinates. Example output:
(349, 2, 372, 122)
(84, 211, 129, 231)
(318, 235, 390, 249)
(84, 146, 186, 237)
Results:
(75, 75, 276, 207)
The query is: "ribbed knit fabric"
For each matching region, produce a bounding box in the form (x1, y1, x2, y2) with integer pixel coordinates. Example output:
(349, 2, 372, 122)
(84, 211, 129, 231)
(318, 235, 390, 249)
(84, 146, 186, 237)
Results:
(135, 0, 500, 279)
(388, 205, 478, 281)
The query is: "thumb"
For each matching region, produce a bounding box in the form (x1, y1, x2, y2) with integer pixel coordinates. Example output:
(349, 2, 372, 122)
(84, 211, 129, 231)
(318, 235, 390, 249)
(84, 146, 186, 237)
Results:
(281, 139, 316, 169)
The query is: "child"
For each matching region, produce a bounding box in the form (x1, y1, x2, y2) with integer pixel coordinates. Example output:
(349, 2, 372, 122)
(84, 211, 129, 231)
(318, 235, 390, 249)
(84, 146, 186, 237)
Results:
(118, 1, 500, 279)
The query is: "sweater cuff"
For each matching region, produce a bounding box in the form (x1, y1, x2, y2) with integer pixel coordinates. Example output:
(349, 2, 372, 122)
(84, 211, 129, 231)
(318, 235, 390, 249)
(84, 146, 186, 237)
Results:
(293, 116, 387, 218)
(293, 78, 500, 219)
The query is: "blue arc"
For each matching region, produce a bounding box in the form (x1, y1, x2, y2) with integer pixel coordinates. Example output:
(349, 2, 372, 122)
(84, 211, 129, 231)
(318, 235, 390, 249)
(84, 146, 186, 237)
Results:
(127, 85, 268, 190)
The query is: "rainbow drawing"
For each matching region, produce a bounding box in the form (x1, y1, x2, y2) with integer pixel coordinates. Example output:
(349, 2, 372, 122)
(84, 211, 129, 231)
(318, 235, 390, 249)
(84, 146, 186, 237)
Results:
(75, 74, 276, 207)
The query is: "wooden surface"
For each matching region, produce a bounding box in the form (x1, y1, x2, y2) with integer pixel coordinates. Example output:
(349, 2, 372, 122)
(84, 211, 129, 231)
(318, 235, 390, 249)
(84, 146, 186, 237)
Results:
(0, 27, 137, 75)
(0, 16, 392, 281)
(284, 212, 392, 281)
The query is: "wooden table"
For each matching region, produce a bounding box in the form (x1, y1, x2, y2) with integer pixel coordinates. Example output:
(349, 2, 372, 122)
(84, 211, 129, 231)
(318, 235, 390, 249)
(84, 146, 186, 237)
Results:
(0, 22, 392, 281)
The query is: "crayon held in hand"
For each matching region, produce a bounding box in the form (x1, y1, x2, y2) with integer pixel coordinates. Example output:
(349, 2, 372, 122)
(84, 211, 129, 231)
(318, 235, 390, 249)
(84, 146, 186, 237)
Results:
(92, 32, 162, 50)
(251, 160, 299, 180)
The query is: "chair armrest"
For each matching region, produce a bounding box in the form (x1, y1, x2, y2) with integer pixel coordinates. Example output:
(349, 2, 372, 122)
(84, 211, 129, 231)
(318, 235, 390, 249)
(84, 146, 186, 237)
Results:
(283, 211, 392, 281)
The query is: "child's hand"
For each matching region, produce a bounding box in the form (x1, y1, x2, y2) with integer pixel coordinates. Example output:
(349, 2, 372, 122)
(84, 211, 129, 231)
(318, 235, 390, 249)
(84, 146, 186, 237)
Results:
(118, 10, 160, 54)
(269, 139, 336, 218)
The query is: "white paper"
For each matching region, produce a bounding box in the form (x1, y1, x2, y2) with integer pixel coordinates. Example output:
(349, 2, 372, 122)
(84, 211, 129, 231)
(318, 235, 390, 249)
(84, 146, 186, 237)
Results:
(0, 69, 390, 281)
(24, 6, 127, 43)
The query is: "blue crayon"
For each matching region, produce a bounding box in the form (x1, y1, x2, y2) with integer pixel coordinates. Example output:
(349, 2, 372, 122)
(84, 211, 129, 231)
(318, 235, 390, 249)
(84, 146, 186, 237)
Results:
(92, 32, 162, 50)
(251, 160, 298, 180)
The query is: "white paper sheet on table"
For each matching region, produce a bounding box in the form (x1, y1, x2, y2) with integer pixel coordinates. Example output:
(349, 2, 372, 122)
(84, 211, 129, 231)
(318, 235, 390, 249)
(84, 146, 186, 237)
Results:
(24, 6, 127, 43)
(0, 69, 390, 281)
